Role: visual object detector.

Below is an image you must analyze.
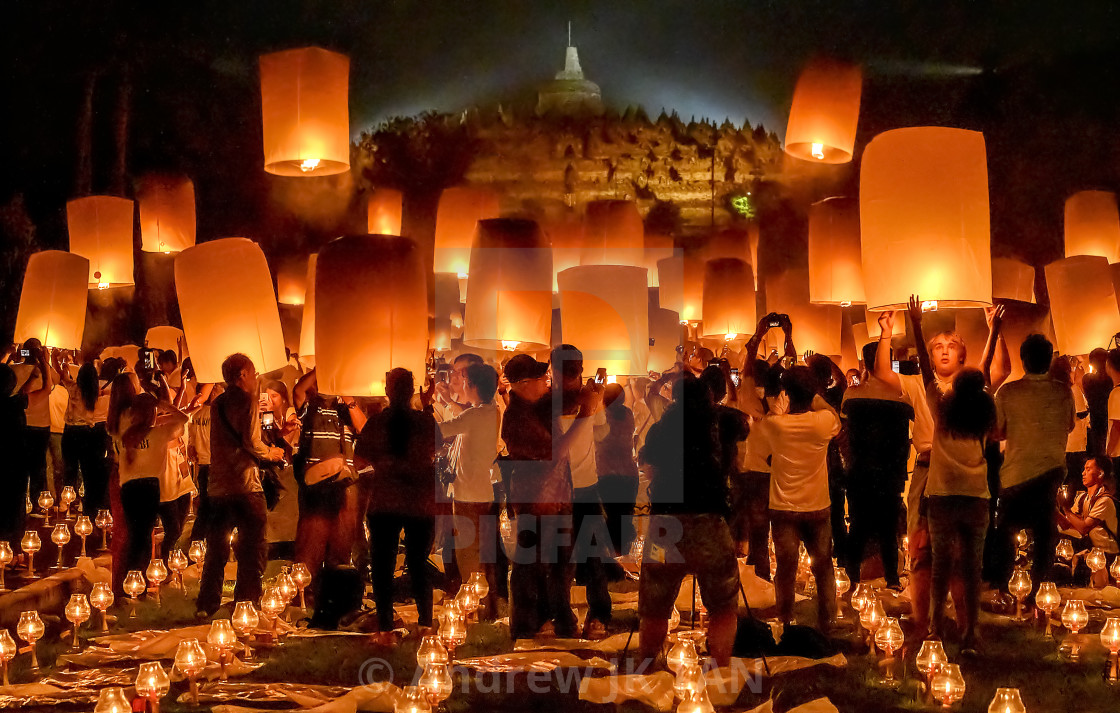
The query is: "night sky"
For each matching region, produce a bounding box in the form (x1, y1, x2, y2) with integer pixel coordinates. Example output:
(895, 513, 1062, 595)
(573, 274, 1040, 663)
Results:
(4, 1, 1120, 264)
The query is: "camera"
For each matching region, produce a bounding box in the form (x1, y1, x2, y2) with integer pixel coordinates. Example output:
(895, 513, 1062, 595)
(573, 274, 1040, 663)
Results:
(891, 360, 900, 373)
(767, 312, 788, 329)
(19, 349, 30, 358)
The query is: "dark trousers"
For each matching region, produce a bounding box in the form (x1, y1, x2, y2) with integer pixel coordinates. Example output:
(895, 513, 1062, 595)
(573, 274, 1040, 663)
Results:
(731, 470, 771, 580)
(120, 477, 161, 591)
(509, 511, 577, 638)
(572, 484, 613, 625)
(197, 492, 268, 614)
(846, 488, 903, 586)
(188, 465, 211, 542)
(1, 437, 30, 545)
(994, 467, 1064, 598)
(158, 494, 191, 561)
(828, 445, 847, 565)
(928, 495, 988, 644)
(23, 425, 51, 499)
(490, 483, 510, 599)
(597, 473, 638, 557)
(368, 513, 436, 630)
(771, 507, 836, 626)
(61, 424, 110, 515)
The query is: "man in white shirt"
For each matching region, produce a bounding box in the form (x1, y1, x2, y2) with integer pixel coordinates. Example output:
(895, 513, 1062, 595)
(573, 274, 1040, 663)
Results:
(758, 366, 841, 631)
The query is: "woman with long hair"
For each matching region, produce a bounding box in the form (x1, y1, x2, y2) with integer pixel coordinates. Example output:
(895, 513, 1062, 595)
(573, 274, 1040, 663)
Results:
(262, 379, 301, 556)
(926, 367, 996, 652)
(56, 357, 113, 515)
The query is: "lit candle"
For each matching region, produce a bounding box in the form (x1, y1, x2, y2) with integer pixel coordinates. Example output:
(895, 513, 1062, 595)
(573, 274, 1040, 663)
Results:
(90, 582, 115, 632)
(38, 491, 54, 525)
(93, 687, 131, 713)
(931, 662, 966, 708)
(21, 530, 41, 578)
(168, 549, 189, 589)
(290, 562, 312, 611)
(51, 522, 71, 569)
(173, 638, 207, 704)
(95, 509, 113, 551)
(232, 601, 260, 660)
(1036, 582, 1061, 638)
(124, 570, 146, 617)
(1008, 568, 1032, 622)
(0, 540, 12, 591)
(74, 516, 93, 557)
(416, 635, 449, 667)
(0, 630, 16, 686)
(873, 617, 905, 686)
(207, 619, 237, 681)
(418, 662, 453, 704)
(394, 685, 432, 713)
(666, 635, 699, 673)
(1102, 617, 1120, 681)
(16, 610, 44, 671)
(146, 559, 168, 605)
(60, 485, 77, 517)
(987, 687, 1026, 713)
(135, 661, 170, 713)
(673, 661, 705, 700)
(64, 593, 91, 649)
(188, 539, 206, 568)
(261, 586, 286, 638)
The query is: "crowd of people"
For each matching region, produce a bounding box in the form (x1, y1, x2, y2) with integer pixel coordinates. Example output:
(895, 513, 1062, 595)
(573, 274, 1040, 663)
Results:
(2, 291, 1117, 665)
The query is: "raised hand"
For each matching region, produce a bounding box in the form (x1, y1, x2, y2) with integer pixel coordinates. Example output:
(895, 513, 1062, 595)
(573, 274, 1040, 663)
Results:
(877, 310, 895, 337)
(985, 304, 1006, 330)
(908, 294, 923, 326)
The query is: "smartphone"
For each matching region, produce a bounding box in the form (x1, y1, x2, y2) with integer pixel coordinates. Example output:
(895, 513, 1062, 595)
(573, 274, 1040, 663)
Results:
(730, 367, 740, 388)
(143, 350, 157, 371)
(259, 393, 270, 412)
(261, 411, 276, 428)
(891, 360, 900, 373)
(767, 313, 782, 329)
(851, 375, 861, 385)
(436, 366, 451, 384)
(19, 349, 30, 358)
(595, 367, 607, 385)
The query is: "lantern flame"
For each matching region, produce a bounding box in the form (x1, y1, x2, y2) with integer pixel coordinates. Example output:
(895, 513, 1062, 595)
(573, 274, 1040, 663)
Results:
(725, 333, 737, 341)
(811, 142, 825, 160)
(299, 158, 321, 173)
(501, 340, 520, 351)
(921, 300, 938, 312)
(840, 300, 852, 307)
(98, 282, 109, 290)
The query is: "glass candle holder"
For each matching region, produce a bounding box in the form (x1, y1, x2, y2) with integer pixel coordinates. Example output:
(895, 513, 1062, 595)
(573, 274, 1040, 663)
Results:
(16, 610, 44, 671)
(135, 662, 170, 713)
(291, 562, 311, 611)
(21, 530, 41, 578)
(51, 523, 71, 569)
(95, 509, 113, 550)
(90, 582, 115, 631)
(232, 601, 260, 660)
(74, 516, 93, 557)
(64, 593, 91, 649)
(0, 630, 16, 686)
(173, 638, 207, 704)
(207, 619, 237, 681)
(93, 687, 131, 713)
(0, 540, 12, 591)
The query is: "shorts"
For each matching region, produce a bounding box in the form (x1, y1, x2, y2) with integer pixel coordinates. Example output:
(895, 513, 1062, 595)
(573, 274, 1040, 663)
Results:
(638, 513, 739, 619)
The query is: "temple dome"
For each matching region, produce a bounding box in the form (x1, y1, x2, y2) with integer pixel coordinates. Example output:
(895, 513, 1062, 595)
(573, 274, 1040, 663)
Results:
(536, 46, 604, 117)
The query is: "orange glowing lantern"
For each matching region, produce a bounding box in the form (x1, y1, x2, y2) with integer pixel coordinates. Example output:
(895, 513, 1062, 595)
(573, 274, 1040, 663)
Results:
(431, 273, 462, 353)
(276, 258, 308, 306)
(658, 254, 703, 324)
(1045, 255, 1120, 356)
(1065, 190, 1120, 262)
(766, 269, 842, 355)
(67, 195, 135, 289)
(174, 238, 288, 384)
(558, 265, 649, 376)
(434, 187, 501, 277)
(862, 308, 906, 341)
(702, 258, 756, 339)
(648, 306, 683, 374)
(316, 236, 427, 396)
(137, 174, 196, 254)
(546, 215, 586, 292)
(643, 232, 674, 287)
(579, 200, 645, 268)
(260, 47, 350, 176)
(15, 251, 89, 349)
(991, 257, 1036, 303)
(808, 197, 865, 306)
(463, 219, 553, 352)
(297, 254, 317, 367)
(860, 127, 991, 311)
(145, 326, 184, 354)
(784, 58, 862, 164)
(368, 188, 403, 236)
(702, 227, 751, 265)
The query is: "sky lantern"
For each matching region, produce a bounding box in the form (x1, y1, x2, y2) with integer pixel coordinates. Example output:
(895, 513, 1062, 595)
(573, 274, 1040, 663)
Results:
(545, 215, 585, 292)
(648, 306, 682, 374)
(367, 188, 403, 236)
(67, 196, 135, 289)
(136, 174, 195, 255)
(766, 269, 842, 356)
(862, 307, 906, 341)
(174, 238, 287, 384)
(991, 257, 1035, 303)
(860, 127, 992, 311)
(431, 273, 462, 352)
(808, 197, 865, 306)
(275, 258, 308, 306)
(1045, 255, 1120, 356)
(463, 219, 553, 352)
(315, 236, 427, 396)
(1064, 190, 1120, 262)
(259, 47, 350, 176)
(15, 251, 89, 349)
(579, 200, 644, 268)
(144, 326, 184, 354)
(558, 265, 649, 376)
(784, 58, 862, 164)
(297, 254, 317, 367)
(643, 232, 674, 287)
(702, 227, 750, 264)
(701, 258, 756, 339)
(657, 254, 704, 324)
(433, 186, 501, 277)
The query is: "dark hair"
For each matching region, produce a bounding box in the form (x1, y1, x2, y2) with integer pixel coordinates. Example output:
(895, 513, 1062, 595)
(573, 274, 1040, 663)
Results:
(1087, 454, 1113, 482)
(805, 354, 834, 390)
(385, 368, 416, 458)
(603, 382, 626, 415)
(1108, 349, 1120, 374)
(1090, 348, 1109, 370)
(107, 373, 139, 437)
(453, 353, 484, 367)
(782, 366, 819, 411)
(940, 368, 996, 440)
(699, 365, 726, 401)
(0, 364, 15, 396)
(1020, 333, 1054, 375)
(550, 344, 583, 381)
(221, 353, 254, 387)
(464, 363, 498, 403)
(99, 357, 123, 382)
(861, 341, 878, 370)
(121, 392, 158, 449)
(1048, 354, 1073, 385)
(158, 350, 178, 366)
(77, 362, 99, 411)
(262, 379, 291, 414)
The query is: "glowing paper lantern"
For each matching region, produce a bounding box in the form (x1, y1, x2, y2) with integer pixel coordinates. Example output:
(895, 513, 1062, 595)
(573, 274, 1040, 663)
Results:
(658, 255, 703, 324)
(861, 127, 992, 311)
(297, 255, 317, 367)
(145, 326, 184, 354)
(14, 251, 89, 349)
(434, 187, 501, 276)
(992, 257, 1036, 303)
(368, 188, 403, 236)
(276, 258, 308, 306)
(579, 200, 644, 267)
(1065, 190, 1120, 262)
(784, 59, 862, 164)
(175, 238, 287, 384)
(67, 196, 135, 289)
(1045, 255, 1120, 356)
(558, 265, 649, 376)
(259, 47, 350, 176)
(463, 219, 553, 351)
(643, 233, 674, 287)
(648, 306, 682, 374)
(546, 216, 586, 292)
(702, 228, 750, 264)
(137, 174, 195, 254)
(99, 345, 141, 369)
(315, 236, 427, 396)
(431, 273, 462, 352)
(766, 269, 842, 355)
(701, 258, 756, 339)
(808, 197, 865, 305)
(862, 308, 905, 341)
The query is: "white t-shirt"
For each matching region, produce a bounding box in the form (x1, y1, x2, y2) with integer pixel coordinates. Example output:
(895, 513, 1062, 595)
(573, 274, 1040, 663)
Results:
(926, 431, 989, 499)
(188, 404, 212, 466)
(758, 406, 840, 512)
(160, 440, 196, 502)
(559, 409, 607, 490)
(438, 402, 500, 503)
(898, 373, 934, 456)
(49, 385, 68, 433)
(119, 420, 184, 486)
(738, 392, 787, 473)
(1072, 490, 1119, 554)
(1068, 385, 1089, 453)
(1107, 385, 1120, 457)
(12, 363, 51, 428)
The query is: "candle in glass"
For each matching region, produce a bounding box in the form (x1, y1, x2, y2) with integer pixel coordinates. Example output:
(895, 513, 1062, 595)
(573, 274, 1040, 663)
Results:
(59, 485, 77, 518)
(987, 687, 1026, 713)
(74, 516, 93, 557)
(261, 586, 286, 638)
(21, 530, 41, 577)
(0, 541, 12, 591)
(64, 593, 91, 649)
(930, 662, 966, 708)
(1007, 568, 1032, 622)
(439, 607, 467, 658)
(188, 540, 206, 569)
(873, 617, 905, 687)
(276, 567, 297, 619)
(93, 687, 131, 713)
(834, 566, 851, 616)
(0, 630, 15, 686)
(1061, 599, 1089, 661)
(168, 549, 188, 589)
(146, 559, 168, 605)
(173, 638, 207, 704)
(90, 582, 114, 631)
(16, 610, 44, 671)
(123, 570, 146, 616)
(674, 660, 705, 699)
(915, 638, 947, 700)
(135, 661, 170, 713)
(1036, 582, 1061, 637)
(677, 689, 715, 713)
(850, 582, 873, 614)
(467, 571, 489, 603)
(95, 509, 113, 550)
(860, 598, 887, 651)
(51, 523, 71, 569)
(290, 562, 311, 611)
(38, 491, 54, 525)
(207, 619, 237, 681)
(1055, 538, 1074, 565)
(416, 634, 449, 667)
(418, 662, 453, 705)
(232, 601, 259, 660)
(666, 634, 700, 673)
(1101, 617, 1120, 682)
(395, 685, 432, 713)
